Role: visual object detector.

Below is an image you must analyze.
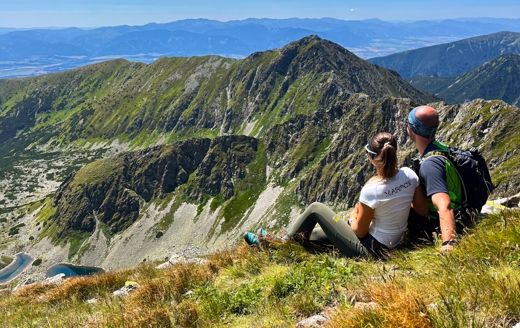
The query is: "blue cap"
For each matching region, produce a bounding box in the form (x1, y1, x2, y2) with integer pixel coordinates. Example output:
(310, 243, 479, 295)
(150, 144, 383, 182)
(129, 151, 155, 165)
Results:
(408, 107, 437, 138)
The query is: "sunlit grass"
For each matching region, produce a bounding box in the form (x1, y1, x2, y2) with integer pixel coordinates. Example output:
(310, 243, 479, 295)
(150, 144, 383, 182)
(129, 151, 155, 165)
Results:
(1, 210, 518, 327)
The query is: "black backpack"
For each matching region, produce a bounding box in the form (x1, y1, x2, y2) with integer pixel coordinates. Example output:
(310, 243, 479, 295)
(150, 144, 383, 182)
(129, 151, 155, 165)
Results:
(426, 147, 494, 210)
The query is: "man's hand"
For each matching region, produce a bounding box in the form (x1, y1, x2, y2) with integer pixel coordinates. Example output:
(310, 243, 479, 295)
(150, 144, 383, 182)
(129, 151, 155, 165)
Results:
(440, 243, 455, 253)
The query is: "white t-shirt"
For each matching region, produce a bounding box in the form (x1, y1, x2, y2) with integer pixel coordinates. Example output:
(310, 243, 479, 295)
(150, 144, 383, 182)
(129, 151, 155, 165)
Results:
(359, 167, 419, 248)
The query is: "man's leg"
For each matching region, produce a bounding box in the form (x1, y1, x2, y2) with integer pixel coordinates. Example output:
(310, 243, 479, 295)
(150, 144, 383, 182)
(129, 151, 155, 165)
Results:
(288, 202, 370, 258)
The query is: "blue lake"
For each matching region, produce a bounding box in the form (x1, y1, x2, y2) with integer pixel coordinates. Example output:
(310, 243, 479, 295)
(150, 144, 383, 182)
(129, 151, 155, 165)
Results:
(46, 263, 105, 278)
(0, 253, 35, 284)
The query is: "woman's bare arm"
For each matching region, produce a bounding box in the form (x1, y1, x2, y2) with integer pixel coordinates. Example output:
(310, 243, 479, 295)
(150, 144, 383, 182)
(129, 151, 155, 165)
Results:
(350, 202, 374, 239)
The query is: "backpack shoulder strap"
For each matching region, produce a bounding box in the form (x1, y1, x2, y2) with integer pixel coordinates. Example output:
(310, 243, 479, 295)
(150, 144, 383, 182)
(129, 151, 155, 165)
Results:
(420, 150, 448, 165)
(421, 150, 466, 209)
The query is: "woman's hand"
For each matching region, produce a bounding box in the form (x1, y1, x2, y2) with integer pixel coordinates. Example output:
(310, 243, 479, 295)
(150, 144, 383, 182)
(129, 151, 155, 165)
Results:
(350, 202, 374, 239)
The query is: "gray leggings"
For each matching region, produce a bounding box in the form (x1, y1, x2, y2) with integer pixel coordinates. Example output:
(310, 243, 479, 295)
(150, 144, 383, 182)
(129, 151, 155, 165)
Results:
(288, 202, 372, 258)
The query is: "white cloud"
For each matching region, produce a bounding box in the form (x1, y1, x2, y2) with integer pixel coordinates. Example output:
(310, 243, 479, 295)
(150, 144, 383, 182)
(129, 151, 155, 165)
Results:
(349, 8, 356, 12)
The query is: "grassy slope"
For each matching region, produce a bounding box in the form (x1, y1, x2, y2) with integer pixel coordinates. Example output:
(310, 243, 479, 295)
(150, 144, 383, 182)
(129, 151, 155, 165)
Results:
(0, 36, 434, 156)
(1, 209, 518, 328)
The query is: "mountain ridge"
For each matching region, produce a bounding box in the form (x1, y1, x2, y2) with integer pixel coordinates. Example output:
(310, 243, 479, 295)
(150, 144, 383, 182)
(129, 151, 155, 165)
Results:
(409, 53, 520, 106)
(0, 35, 435, 158)
(370, 31, 520, 78)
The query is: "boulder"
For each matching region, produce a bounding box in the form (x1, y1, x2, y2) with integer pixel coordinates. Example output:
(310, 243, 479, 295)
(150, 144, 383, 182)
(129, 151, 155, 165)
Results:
(113, 281, 140, 297)
(493, 192, 520, 208)
(296, 314, 329, 328)
(155, 253, 208, 269)
(43, 273, 66, 285)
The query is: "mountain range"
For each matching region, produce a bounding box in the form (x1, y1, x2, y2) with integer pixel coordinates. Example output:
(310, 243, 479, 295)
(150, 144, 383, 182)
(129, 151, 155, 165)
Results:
(2, 18, 520, 78)
(410, 53, 520, 106)
(371, 31, 520, 106)
(0, 36, 519, 271)
(370, 31, 520, 78)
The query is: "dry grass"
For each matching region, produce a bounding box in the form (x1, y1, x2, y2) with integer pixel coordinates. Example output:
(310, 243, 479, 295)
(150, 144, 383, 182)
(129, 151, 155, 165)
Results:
(102, 307, 173, 328)
(326, 283, 432, 328)
(1, 210, 518, 328)
(45, 274, 125, 302)
(173, 300, 200, 327)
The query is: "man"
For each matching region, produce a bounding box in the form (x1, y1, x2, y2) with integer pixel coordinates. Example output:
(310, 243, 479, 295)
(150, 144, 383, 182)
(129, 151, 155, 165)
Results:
(406, 105, 480, 252)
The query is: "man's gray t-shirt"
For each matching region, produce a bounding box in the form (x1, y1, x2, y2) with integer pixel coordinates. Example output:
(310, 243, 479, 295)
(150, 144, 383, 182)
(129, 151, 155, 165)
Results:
(419, 156, 449, 198)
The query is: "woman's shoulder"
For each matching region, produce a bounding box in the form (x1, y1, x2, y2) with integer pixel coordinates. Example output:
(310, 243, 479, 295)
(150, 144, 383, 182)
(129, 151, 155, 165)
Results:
(399, 167, 418, 178)
(364, 176, 384, 186)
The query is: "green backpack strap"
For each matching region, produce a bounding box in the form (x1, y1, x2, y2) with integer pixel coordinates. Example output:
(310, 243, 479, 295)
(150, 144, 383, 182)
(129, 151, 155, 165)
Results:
(422, 150, 465, 210)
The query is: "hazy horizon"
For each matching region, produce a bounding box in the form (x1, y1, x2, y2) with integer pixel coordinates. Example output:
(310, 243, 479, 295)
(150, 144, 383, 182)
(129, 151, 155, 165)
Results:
(2, 16, 520, 30)
(1, 0, 519, 28)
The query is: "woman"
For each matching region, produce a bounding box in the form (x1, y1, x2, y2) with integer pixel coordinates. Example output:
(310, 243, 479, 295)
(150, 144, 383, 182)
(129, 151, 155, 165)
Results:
(246, 132, 427, 259)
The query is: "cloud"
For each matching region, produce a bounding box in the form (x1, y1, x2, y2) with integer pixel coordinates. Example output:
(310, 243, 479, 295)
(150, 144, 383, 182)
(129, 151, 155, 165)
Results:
(349, 8, 356, 12)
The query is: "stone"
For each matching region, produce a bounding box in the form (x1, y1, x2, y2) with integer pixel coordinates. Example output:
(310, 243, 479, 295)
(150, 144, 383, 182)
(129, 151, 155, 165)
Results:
(113, 281, 140, 297)
(296, 314, 328, 328)
(44, 273, 66, 285)
(86, 298, 98, 304)
(493, 193, 520, 208)
(155, 253, 208, 269)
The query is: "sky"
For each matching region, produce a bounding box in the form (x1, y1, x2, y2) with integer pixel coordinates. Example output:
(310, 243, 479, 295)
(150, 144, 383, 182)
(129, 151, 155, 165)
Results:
(1, 0, 519, 28)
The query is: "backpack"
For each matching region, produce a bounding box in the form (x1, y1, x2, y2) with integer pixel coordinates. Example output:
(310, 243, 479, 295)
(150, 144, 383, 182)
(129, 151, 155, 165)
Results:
(424, 145, 494, 210)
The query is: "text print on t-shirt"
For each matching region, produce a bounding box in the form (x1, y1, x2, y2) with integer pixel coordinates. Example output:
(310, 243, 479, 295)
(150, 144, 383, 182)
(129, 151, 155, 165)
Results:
(384, 180, 412, 197)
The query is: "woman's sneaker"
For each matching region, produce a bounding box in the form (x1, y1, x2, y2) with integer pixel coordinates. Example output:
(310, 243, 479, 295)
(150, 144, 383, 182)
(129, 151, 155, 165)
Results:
(256, 228, 268, 238)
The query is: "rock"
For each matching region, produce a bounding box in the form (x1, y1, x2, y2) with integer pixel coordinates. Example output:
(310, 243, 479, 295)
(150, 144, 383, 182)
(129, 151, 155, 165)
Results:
(113, 281, 140, 297)
(354, 301, 381, 311)
(13, 278, 36, 292)
(493, 193, 520, 208)
(156, 261, 172, 270)
(53, 136, 259, 237)
(480, 203, 504, 215)
(43, 273, 66, 286)
(155, 253, 208, 269)
(86, 298, 98, 304)
(512, 322, 520, 328)
(296, 314, 329, 328)
(482, 193, 520, 215)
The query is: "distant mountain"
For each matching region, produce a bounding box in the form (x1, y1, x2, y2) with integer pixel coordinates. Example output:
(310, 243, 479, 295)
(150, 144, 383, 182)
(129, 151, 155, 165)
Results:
(370, 31, 520, 78)
(410, 54, 520, 106)
(0, 35, 434, 160)
(3, 18, 520, 78)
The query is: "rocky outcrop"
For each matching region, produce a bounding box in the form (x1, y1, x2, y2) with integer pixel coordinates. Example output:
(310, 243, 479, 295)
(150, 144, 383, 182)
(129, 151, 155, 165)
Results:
(53, 136, 260, 236)
(46, 94, 520, 245)
(267, 97, 520, 207)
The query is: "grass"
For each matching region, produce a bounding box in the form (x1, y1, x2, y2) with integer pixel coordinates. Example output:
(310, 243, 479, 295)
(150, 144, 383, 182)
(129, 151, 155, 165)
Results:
(69, 157, 124, 189)
(219, 142, 268, 232)
(0, 209, 518, 327)
(0, 255, 13, 270)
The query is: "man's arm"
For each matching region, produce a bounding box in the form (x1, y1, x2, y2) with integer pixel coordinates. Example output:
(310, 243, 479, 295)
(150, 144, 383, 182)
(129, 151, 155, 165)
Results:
(431, 192, 456, 252)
